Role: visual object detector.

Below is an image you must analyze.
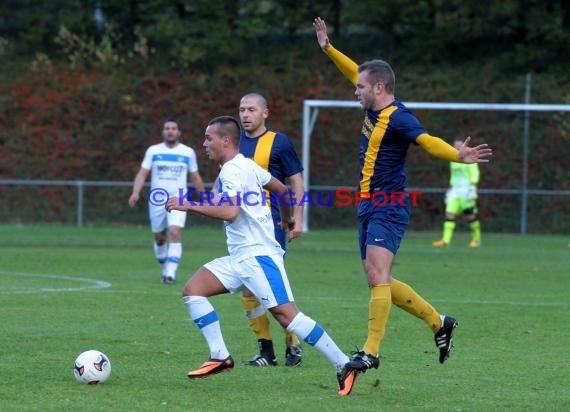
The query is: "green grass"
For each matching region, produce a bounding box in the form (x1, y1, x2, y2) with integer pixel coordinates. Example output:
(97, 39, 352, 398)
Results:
(1, 225, 568, 411)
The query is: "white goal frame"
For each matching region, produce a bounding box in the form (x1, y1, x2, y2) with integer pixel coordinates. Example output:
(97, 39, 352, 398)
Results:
(301, 99, 570, 234)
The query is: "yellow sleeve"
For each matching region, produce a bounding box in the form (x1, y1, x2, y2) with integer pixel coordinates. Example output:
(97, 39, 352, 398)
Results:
(323, 44, 359, 86)
(416, 133, 460, 162)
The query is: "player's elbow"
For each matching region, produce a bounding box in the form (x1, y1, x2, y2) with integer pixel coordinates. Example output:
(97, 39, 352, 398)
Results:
(224, 205, 240, 222)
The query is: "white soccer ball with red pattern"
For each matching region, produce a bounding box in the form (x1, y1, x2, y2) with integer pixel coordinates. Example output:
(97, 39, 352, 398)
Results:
(73, 350, 112, 384)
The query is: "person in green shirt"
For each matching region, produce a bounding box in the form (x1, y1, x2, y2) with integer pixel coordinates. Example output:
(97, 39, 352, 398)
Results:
(433, 139, 482, 248)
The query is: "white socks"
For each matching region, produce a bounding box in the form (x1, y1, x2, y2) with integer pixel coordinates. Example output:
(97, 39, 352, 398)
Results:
(287, 312, 349, 371)
(164, 242, 182, 279)
(184, 295, 230, 360)
(153, 242, 167, 276)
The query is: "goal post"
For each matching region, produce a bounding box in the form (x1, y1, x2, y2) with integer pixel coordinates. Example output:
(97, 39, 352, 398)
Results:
(301, 99, 570, 234)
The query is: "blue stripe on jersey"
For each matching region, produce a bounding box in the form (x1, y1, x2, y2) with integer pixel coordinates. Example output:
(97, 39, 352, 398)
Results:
(303, 323, 325, 346)
(152, 154, 190, 164)
(255, 255, 289, 305)
(193, 311, 219, 330)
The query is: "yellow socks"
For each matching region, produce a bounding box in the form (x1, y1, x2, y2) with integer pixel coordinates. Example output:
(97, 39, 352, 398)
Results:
(241, 295, 271, 340)
(391, 279, 441, 333)
(470, 219, 481, 242)
(363, 284, 391, 356)
(285, 330, 300, 346)
(443, 219, 456, 244)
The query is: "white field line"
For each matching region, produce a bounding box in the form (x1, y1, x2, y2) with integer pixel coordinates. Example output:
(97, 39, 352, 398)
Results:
(2, 271, 564, 308)
(0, 271, 111, 293)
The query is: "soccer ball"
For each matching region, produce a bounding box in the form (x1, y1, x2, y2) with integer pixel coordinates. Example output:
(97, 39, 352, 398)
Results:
(73, 350, 112, 384)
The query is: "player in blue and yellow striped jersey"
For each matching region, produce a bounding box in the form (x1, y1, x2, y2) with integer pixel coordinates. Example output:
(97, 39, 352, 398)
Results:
(313, 17, 492, 391)
(238, 93, 305, 368)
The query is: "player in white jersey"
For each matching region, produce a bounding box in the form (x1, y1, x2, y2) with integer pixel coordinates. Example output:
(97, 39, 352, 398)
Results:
(129, 119, 205, 284)
(165, 116, 358, 396)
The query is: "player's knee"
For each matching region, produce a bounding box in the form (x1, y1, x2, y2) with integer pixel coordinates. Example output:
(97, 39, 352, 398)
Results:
(364, 264, 390, 284)
(154, 233, 167, 244)
(463, 208, 477, 221)
(168, 227, 182, 242)
(270, 303, 298, 329)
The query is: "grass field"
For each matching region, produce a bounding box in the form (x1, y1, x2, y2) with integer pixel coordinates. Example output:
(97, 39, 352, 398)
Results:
(1, 225, 568, 411)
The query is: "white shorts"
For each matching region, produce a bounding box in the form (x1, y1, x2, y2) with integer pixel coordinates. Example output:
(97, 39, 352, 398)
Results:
(204, 254, 294, 309)
(149, 203, 187, 233)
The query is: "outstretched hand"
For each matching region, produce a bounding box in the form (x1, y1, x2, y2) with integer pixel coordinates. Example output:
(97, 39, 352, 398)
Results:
(459, 136, 493, 163)
(458, 136, 493, 163)
(313, 17, 330, 50)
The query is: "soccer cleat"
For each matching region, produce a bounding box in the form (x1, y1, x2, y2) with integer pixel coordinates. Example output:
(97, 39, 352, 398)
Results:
(434, 315, 459, 363)
(187, 356, 234, 379)
(285, 344, 303, 367)
(161, 275, 175, 284)
(345, 351, 380, 372)
(337, 367, 359, 396)
(432, 240, 449, 247)
(243, 353, 277, 367)
(469, 240, 480, 248)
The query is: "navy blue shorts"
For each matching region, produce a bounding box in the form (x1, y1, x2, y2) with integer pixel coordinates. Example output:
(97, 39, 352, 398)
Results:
(358, 198, 410, 259)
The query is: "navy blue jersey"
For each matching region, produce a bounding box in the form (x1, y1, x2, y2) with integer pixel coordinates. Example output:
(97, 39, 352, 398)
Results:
(239, 128, 303, 249)
(358, 98, 426, 216)
(359, 98, 426, 194)
(239, 129, 303, 183)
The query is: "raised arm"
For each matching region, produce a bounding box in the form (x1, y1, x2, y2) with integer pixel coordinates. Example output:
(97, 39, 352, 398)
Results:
(313, 17, 359, 86)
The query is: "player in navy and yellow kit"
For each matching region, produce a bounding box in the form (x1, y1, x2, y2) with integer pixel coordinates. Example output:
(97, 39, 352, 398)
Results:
(313, 18, 492, 394)
(238, 93, 305, 367)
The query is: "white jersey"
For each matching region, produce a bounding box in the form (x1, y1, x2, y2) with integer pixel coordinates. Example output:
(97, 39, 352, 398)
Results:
(218, 153, 284, 261)
(141, 142, 199, 197)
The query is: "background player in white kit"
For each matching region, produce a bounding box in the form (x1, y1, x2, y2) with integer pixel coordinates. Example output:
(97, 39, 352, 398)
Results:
(129, 119, 205, 284)
(165, 116, 358, 396)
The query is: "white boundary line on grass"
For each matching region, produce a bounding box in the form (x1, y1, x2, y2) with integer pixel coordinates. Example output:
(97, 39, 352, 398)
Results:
(0, 271, 111, 294)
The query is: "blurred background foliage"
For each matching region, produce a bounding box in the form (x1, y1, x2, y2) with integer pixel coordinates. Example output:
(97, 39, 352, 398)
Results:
(0, 0, 568, 232)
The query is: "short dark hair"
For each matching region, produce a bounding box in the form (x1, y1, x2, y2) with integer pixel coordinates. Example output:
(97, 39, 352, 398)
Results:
(163, 118, 181, 131)
(358, 60, 395, 93)
(208, 116, 241, 146)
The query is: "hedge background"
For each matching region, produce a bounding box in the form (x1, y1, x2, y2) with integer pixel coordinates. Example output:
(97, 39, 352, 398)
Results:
(1, 1, 568, 233)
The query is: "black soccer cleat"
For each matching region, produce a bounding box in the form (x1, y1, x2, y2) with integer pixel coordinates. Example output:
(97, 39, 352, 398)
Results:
(345, 350, 380, 372)
(434, 315, 459, 363)
(285, 344, 303, 367)
(242, 353, 278, 367)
